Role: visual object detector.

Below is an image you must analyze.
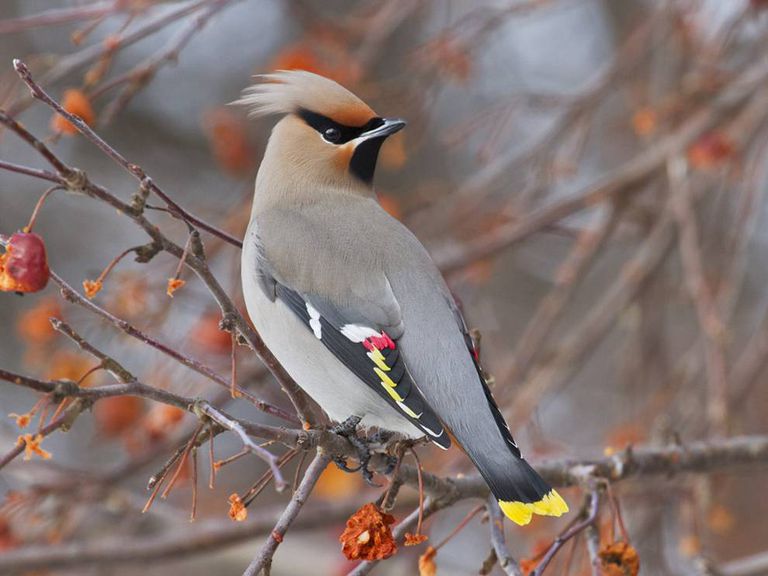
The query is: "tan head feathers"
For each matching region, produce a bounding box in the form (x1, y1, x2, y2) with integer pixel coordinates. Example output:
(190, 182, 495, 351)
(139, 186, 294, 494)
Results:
(235, 70, 376, 127)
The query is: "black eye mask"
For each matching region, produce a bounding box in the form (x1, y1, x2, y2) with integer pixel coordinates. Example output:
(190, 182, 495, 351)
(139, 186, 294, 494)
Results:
(298, 109, 384, 144)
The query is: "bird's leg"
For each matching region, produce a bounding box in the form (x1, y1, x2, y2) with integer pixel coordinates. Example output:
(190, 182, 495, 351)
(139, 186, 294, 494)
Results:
(371, 432, 399, 475)
(331, 415, 363, 472)
(330, 415, 380, 486)
(331, 415, 362, 436)
(370, 430, 421, 475)
(332, 456, 362, 474)
(377, 437, 424, 510)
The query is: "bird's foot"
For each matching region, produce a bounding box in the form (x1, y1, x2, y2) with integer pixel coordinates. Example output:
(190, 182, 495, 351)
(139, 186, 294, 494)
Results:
(332, 455, 362, 474)
(331, 415, 362, 437)
(330, 416, 379, 486)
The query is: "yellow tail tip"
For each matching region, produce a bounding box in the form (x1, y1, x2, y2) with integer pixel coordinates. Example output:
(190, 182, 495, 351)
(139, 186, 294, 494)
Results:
(499, 489, 569, 526)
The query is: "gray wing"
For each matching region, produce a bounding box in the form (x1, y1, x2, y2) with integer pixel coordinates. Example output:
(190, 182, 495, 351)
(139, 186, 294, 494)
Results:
(443, 293, 521, 456)
(253, 208, 448, 447)
(271, 280, 450, 448)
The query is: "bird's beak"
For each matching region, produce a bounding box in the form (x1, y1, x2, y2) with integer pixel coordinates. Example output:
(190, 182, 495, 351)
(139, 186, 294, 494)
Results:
(358, 117, 407, 142)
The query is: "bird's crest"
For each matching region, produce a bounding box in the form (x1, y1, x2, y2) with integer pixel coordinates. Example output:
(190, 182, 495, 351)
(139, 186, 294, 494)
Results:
(234, 70, 376, 127)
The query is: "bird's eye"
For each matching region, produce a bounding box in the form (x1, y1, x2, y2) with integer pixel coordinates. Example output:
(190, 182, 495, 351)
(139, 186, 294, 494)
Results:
(323, 127, 341, 143)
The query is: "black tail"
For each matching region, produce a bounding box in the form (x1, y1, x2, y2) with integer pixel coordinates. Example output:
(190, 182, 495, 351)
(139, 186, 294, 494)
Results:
(470, 449, 568, 526)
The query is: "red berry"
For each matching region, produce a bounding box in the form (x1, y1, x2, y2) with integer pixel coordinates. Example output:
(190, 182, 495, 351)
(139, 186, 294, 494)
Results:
(0, 232, 50, 293)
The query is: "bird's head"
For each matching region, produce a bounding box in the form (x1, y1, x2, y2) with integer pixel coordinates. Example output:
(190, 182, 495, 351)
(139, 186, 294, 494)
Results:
(236, 71, 405, 192)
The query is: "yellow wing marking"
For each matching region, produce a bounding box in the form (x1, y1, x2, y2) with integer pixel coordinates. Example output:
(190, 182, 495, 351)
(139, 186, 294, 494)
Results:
(374, 367, 404, 402)
(367, 348, 390, 372)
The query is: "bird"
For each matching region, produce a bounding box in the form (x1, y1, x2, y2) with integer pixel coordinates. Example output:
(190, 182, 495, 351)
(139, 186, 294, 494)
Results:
(236, 71, 568, 526)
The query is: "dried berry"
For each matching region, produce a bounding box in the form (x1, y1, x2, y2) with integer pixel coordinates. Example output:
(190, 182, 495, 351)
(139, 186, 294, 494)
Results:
(166, 278, 185, 297)
(340, 503, 397, 561)
(16, 433, 52, 461)
(599, 541, 640, 576)
(228, 493, 247, 522)
(404, 532, 428, 547)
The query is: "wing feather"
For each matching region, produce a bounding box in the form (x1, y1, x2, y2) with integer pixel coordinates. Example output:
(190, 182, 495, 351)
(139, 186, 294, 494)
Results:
(450, 295, 521, 457)
(275, 283, 450, 449)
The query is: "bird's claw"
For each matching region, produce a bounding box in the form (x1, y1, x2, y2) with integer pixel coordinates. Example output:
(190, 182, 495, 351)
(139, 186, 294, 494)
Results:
(330, 415, 380, 486)
(332, 455, 362, 473)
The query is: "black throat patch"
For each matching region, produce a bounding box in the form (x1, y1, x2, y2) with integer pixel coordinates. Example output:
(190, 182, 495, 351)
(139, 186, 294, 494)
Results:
(349, 138, 385, 185)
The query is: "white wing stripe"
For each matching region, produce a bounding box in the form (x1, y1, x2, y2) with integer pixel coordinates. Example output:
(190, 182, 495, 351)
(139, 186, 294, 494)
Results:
(306, 303, 322, 339)
(340, 323, 380, 342)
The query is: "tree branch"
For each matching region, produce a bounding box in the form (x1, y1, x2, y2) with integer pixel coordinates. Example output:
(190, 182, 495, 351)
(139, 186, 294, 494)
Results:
(48, 271, 291, 421)
(487, 495, 523, 576)
(0, 434, 765, 571)
(242, 451, 332, 576)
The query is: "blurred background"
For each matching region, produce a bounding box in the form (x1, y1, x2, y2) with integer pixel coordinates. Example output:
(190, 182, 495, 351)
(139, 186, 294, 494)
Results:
(2, 1, 768, 574)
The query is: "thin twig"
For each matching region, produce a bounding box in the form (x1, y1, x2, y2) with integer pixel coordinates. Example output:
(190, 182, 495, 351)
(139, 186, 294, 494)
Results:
(196, 403, 287, 492)
(486, 496, 523, 576)
(668, 155, 729, 436)
(532, 489, 600, 576)
(2, 87, 314, 425)
(241, 451, 331, 576)
(49, 271, 293, 422)
(585, 522, 602, 576)
(14, 58, 242, 247)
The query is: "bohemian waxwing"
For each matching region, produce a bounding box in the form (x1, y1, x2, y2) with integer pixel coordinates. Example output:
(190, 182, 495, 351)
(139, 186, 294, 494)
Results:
(237, 71, 568, 526)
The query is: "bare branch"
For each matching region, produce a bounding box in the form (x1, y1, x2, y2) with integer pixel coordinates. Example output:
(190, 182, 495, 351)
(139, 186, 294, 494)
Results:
(94, 0, 242, 123)
(0, 434, 766, 572)
(13, 59, 243, 247)
(241, 451, 331, 576)
(432, 54, 768, 272)
(49, 270, 294, 422)
(668, 155, 729, 435)
(0, 500, 365, 573)
(486, 496, 523, 576)
(197, 402, 287, 492)
(720, 551, 768, 576)
(531, 489, 599, 576)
